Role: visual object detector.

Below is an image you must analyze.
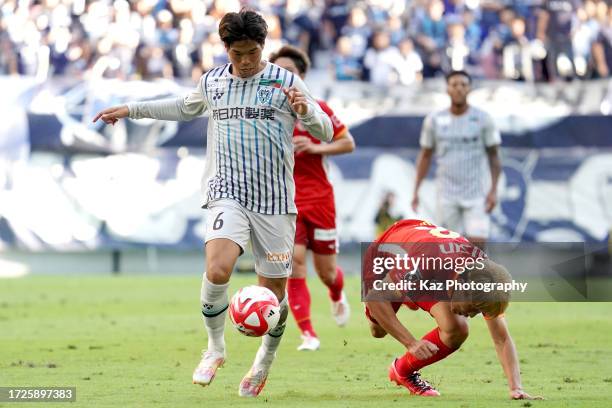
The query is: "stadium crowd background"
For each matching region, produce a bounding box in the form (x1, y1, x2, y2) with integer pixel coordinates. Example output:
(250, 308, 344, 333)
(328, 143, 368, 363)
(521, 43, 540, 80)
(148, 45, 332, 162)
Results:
(1, 0, 611, 85)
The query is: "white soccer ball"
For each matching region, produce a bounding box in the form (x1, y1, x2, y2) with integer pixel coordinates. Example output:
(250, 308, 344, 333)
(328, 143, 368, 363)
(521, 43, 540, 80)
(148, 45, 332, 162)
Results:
(229, 285, 281, 337)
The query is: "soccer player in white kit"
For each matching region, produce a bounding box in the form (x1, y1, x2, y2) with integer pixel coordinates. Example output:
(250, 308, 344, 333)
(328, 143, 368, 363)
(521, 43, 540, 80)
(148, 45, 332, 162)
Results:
(412, 70, 502, 247)
(93, 9, 333, 397)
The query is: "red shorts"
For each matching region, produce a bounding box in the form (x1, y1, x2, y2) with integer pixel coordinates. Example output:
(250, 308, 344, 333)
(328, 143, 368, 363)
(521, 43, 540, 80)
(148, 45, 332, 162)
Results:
(364, 300, 440, 325)
(295, 199, 337, 255)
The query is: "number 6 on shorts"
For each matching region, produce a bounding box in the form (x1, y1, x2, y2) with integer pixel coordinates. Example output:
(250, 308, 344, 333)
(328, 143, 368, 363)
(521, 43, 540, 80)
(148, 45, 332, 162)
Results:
(213, 212, 224, 231)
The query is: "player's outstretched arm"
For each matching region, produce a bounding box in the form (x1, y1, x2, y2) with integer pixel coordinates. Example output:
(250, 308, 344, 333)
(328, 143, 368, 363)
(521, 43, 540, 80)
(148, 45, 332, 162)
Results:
(93, 80, 207, 124)
(485, 316, 544, 400)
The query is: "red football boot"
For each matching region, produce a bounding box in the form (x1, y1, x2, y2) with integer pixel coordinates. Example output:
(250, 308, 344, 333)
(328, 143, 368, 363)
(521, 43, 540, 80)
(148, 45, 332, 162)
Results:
(388, 359, 440, 397)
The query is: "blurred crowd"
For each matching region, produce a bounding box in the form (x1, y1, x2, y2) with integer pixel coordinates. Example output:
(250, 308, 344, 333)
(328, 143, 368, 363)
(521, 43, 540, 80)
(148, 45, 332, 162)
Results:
(1, 0, 611, 85)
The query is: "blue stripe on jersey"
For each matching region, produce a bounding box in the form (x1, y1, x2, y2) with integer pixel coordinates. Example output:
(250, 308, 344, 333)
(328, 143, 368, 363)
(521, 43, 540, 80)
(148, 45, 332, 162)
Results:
(240, 80, 247, 104)
(253, 121, 262, 213)
(218, 120, 228, 195)
(226, 121, 236, 198)
(278, 97, 288, 111)
(226, 78, 233, 105)
(262, 123, 269, 213)
(267, 120, 275, 214)
(244, 82, 257, 211)
(278, 121, 289, 213)
(211, 66, 222, 78)
(239, 119, 247, 205)
(214, 121, 221, 197)
(289, 72, 295, 87)
(274, 122, 282, 213)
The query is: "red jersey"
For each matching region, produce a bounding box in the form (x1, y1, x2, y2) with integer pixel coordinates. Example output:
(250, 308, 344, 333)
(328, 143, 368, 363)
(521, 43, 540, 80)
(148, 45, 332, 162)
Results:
(293, 100, 347, 207)
(364, 219, 487, 303)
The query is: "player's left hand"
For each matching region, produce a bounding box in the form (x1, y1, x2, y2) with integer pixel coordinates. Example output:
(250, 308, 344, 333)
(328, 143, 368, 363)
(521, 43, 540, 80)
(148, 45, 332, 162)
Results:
(283, 86, 309, 116)
(510, 389, 544, 400)
(293, 136, 320, 154)
(485, 190, 497, 213)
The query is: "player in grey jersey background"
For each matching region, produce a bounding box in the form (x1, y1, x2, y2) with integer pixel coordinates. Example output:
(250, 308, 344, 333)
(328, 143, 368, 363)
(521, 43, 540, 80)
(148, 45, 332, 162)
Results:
(93, 9, 333, 398)
(411, 70, 502, 249)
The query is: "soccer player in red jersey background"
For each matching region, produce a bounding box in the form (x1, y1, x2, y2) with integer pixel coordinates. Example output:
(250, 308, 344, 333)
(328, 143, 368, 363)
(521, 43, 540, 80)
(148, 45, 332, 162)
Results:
(269, 45, 355, 351)
(364, 219, 542, 400)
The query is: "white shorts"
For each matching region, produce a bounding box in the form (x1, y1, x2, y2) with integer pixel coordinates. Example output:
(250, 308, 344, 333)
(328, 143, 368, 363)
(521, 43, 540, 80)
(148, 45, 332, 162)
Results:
(437, 196, 490, 239)
(205, 199, 296, 278)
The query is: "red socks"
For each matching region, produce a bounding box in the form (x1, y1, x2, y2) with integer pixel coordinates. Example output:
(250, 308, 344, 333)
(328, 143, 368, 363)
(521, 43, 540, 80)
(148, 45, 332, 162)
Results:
(395, 327, 457, 376)
(288, 267, 345, 337)
(327, 266, 344, 302)
(287, 277, 316, 337)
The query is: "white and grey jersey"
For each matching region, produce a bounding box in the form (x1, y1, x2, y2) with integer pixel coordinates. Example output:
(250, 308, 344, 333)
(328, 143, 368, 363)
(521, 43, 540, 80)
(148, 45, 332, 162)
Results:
(127, 62, 333, 215)
(420, 106, 501, 200)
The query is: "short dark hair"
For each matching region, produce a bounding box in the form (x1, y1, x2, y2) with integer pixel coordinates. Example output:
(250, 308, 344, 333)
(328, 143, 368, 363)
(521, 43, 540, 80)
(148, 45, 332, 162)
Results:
(445, 70, 472, 84)
(218, 9, 267, 47)
(268, 45, 311, 74)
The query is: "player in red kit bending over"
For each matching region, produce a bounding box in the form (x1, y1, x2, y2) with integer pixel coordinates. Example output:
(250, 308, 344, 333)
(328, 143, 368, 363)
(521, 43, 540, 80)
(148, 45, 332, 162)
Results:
(269, 45, 355, 351)
(364, 220, 543, 400)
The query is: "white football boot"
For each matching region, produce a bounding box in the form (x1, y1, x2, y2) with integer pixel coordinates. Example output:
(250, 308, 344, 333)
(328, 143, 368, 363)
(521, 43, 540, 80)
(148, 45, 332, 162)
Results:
(192, 350, 225, 386)
(331, 291, 350, 327)
(297, 334, 321, 351)
(239, 366, 269, 397)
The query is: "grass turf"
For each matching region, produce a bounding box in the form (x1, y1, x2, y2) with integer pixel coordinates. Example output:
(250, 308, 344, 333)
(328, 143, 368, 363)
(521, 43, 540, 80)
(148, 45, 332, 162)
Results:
(1, 274, 611, 407)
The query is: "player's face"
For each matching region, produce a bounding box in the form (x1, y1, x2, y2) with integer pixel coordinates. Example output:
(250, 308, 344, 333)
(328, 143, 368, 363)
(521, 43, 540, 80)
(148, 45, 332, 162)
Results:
(447, 75, 470, 106)
(450, 301, 480, 318)
(226, 40, 264, 78)
(273, 56, 305, 79)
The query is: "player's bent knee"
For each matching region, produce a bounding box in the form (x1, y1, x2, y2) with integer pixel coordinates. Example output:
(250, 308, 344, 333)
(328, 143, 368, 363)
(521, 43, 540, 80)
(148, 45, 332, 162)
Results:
(206, 262, 232, 284)
(442, 320, 469, 347)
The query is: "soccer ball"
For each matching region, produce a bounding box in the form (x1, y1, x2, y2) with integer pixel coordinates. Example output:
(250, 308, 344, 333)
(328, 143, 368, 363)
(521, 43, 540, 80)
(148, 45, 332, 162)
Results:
(229, 285, 281, 337)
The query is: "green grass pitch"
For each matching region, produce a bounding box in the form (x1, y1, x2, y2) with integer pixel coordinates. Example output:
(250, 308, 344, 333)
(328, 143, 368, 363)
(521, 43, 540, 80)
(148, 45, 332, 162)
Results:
(1, 274, 611, 407)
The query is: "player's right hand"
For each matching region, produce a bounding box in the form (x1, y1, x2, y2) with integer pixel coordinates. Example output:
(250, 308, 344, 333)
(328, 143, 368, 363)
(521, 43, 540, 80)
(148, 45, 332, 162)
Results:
(407, 339, 438, 360)
(93, 105, 129, 125)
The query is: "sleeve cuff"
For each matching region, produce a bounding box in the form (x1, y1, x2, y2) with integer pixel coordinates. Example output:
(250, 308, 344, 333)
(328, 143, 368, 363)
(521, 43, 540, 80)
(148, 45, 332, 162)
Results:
(126, 102, 135, 119)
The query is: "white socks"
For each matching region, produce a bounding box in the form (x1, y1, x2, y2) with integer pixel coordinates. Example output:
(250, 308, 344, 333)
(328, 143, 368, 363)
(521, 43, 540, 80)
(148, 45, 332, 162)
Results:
(253, 295, 289, 370)
(200, 275, 230, 354)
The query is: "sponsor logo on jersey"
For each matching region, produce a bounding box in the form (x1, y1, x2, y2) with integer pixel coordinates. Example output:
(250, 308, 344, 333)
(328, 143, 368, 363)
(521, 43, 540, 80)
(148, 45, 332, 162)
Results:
(208, 78, 227, 101)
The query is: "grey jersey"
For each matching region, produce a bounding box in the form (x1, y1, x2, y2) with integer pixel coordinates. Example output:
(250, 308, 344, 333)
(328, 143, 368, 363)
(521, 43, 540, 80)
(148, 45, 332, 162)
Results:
(420, 106, 501, 200)
(127, 62, 333, 215)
